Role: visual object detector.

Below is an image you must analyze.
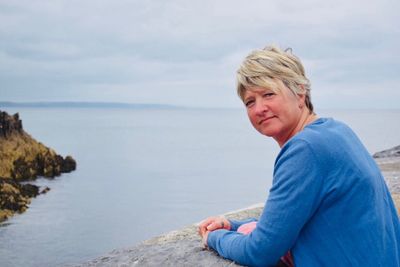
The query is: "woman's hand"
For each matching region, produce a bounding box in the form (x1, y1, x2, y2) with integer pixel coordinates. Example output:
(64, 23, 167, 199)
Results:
(201, 230, 210, 248)
(198, 216, 231, 237)
(198, 216, 230, 248)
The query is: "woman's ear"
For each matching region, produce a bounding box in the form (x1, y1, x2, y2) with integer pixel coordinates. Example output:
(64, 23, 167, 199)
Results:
(297, 85, 306, 108)
(298, 96, 306, 108)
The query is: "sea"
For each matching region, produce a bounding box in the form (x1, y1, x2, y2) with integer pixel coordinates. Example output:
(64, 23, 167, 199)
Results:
(0, 107, 399, 267)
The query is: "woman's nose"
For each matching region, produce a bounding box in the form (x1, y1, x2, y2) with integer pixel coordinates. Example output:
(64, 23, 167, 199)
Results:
(254, 99, 267, 116)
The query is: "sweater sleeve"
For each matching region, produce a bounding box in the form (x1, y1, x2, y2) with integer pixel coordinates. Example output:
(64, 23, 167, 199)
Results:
(207, 140, 325, 267)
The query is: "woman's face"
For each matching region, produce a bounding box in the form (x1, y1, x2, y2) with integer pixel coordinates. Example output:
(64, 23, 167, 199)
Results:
(243, 80, 305, 146)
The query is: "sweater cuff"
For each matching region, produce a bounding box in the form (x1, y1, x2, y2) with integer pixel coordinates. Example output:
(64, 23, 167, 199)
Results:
(207, 229, 229, 250)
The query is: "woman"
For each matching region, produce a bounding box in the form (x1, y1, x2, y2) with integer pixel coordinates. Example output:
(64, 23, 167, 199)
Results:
(198, 45, 400, 267)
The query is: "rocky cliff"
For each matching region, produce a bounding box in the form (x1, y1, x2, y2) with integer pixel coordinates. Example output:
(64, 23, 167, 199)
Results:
(0, 110, 76, 222)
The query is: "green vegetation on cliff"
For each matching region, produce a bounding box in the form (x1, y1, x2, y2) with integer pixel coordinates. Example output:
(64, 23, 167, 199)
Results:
(0, 110, 76, 222)
(0, 132, 75, 180)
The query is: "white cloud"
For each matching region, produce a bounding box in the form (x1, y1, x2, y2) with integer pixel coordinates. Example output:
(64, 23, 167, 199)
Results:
(0, 0, 399, 108)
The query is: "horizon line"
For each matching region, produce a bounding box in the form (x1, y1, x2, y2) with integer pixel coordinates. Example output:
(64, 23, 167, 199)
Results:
(0, 101, 186, 109)
(0, 101, 399, 111)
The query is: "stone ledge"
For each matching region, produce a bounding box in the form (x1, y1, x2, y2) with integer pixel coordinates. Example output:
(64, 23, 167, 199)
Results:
(70, 204, 264, 267)
(72, 156, 400, 267)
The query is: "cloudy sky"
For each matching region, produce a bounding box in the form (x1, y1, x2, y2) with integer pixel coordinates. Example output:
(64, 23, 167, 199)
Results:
(1, 0, 399, 108)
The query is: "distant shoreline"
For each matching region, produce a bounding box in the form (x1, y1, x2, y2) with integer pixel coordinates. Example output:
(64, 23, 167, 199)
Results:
(2, 102, 399, 111)
(0, 101, 183, 109)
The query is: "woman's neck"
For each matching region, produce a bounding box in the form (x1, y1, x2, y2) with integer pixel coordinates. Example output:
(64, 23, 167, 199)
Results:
(277, 111, 318, 147)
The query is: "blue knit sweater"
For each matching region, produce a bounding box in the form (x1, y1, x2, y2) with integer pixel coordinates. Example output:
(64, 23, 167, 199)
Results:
(207, 118, 400, 267)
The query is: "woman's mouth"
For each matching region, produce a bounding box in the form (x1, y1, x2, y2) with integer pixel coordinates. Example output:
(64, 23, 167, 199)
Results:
(258, 116, 275, 125)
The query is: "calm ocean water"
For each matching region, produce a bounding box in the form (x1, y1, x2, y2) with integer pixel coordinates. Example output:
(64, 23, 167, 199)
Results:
(0, 107, 399, 267)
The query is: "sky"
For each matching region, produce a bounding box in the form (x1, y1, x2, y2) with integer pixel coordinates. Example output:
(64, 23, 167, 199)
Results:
(0, 0, 399, 109)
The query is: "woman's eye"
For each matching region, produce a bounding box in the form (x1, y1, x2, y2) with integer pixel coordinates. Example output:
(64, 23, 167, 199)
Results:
(245, 100, 254, 107)
(263, 93, 274, 98)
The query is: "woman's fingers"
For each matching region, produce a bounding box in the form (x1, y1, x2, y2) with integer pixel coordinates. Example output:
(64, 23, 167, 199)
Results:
(198, 216, 230, 237)
(202, 231, 210, 248)
(198, 217, 214, 236)
(207, 218, 230, 230)
(199, 224, 208, 237)
(206, 221, 222, 231)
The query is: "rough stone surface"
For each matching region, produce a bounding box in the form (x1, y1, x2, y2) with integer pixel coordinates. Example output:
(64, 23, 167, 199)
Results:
(375, 156, 400, 214)
(68, 204, 264, 267)
(71, 150, 400, 267)
(373, 145, 400, 158)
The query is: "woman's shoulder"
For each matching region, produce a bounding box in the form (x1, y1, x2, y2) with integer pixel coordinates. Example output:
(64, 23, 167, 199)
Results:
(305, 117, 350, 132)
(280, 117, 359, 158)
(295, 117, 353, 143)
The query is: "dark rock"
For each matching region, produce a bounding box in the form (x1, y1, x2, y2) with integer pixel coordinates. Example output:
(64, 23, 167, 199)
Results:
(0, 178, 40, 220)
(19, 183, 40, 198)
(373, 145, 400, 158)
(61, 155, 77, 172)
(12, 157, 39, 180)
(0, 111, 23, 138)
(40, 187, 51, 194)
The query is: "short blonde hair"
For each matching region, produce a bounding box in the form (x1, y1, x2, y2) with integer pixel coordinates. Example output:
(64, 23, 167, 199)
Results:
(236, 45, 313, 113)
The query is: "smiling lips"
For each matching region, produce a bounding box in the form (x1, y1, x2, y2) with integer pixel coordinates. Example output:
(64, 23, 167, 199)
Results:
(258, 116, 275, 125)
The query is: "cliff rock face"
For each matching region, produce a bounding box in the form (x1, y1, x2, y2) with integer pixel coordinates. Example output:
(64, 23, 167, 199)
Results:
(0, 178, 40, 220)
(0, 110, 76, 221)
(0, 111, 23, 138)
(0, 110, 76, 180)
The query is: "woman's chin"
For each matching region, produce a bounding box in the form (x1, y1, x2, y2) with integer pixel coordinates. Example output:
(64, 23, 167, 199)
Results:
(257, 127, 279, 138)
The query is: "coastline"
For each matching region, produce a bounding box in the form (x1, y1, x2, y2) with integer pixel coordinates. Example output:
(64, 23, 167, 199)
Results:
(70, 154, 400, 267)
(0, 110, 76, 222)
